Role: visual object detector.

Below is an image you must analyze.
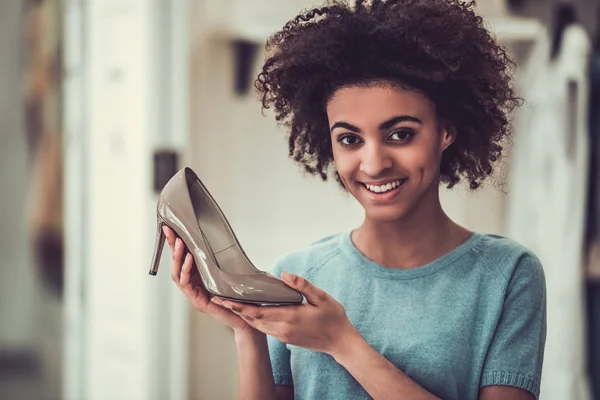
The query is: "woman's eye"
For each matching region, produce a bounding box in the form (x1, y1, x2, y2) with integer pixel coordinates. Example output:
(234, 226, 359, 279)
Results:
(389, 130, 414, 141)
(339, 135, 361, 146)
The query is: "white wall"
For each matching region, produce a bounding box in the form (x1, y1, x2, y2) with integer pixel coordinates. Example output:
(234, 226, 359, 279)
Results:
(62, 0, 188, 398)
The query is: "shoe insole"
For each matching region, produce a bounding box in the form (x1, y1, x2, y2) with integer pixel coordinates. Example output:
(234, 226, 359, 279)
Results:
(189, 180, 254, 274)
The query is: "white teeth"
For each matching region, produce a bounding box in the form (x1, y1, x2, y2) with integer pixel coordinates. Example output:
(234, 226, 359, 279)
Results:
(365, 179, 404, 193)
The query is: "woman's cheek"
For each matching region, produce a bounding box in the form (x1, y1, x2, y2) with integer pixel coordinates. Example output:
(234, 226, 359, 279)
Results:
(333, 152, 357, 178)
(398, 147, 430, 173)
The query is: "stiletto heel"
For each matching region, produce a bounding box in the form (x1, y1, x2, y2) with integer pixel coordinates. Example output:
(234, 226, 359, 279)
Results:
(148, 167, 304, 306)
(149, 217, 166, 276)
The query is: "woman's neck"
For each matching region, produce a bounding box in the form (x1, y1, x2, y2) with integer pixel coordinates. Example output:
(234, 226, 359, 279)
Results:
(352, 191, 471, 270)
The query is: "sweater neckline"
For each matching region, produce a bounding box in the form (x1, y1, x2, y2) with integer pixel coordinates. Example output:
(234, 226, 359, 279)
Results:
(339, 230, 482, 280)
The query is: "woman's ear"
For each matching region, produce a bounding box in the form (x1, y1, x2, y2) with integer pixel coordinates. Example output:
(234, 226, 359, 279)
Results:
(440, 122, 456, 152)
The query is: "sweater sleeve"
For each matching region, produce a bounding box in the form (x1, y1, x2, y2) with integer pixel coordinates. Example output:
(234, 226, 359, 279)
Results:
(480, 253, 547, 399)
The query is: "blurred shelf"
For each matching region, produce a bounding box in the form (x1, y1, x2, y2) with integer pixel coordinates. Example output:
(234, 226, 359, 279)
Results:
(487, 16, 544, 42)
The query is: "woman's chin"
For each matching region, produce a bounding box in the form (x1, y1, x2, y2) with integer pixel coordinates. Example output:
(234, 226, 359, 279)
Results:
(364, 204, 411, 224)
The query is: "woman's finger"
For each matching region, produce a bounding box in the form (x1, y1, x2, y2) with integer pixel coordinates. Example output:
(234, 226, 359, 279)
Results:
(179, 255, 214, 311)
(181, 281, 208, 309)
(163, 225, 175, 249)
(170, 238, 184, 285)
(182, 280, 225, 316)
(173, 238, 185, 268)
(209, 297, 256, 324)
(180, 253, 195, 286)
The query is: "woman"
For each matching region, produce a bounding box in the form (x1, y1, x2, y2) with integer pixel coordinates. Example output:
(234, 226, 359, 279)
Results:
(164, 1, 546, 399)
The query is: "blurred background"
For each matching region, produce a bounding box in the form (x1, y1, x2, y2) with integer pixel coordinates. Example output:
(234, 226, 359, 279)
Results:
(1, 0, 600, 399)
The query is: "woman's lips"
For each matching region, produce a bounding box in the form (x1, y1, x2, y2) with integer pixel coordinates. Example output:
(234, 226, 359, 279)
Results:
(360, 178, 408, 203)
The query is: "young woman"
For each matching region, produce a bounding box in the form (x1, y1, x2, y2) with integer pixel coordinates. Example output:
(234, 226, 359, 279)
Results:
(164, 1, 546, 399)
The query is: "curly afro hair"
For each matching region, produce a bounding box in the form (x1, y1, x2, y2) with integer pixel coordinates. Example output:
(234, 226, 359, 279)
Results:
(255, 0, 521, 190)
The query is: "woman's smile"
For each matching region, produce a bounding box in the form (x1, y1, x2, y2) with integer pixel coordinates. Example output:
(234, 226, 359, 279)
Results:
(359, 178, 408, 203)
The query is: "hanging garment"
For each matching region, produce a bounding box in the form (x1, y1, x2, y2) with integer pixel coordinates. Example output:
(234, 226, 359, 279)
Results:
(24, 0, 64, 297)
(586, 46, 600, 280)
(587, 280, 600, 400)
(506, 24, 592, 400)
(585, 44, 600, 400)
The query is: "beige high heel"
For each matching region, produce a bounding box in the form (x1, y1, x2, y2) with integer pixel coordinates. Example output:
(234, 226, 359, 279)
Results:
(149, 167, 304, 306)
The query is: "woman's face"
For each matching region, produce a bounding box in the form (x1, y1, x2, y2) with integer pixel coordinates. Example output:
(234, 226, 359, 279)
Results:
(327, 83, 454, 223)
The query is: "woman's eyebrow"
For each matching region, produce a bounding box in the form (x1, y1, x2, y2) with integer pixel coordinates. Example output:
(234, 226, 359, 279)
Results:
(330, 115, 423, 133)
(378, 115, 422, 130)
(330, 122, 361, 132)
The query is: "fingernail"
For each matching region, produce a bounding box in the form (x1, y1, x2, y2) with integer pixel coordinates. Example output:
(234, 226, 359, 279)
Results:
(162, 226, 168, 235)
(185, 253, 191, 263)
(211, 297, 222, 305)
(222, 302, 240, 312)
(175, 238, 181, 249)
(221, 301, 232, 310)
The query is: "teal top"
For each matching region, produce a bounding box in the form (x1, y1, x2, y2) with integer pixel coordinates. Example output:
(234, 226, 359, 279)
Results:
(267, 231, 546, 400)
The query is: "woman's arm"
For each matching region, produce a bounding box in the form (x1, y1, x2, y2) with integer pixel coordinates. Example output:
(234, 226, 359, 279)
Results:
(221, 273, 441, 399)
(333, 331, 535, 400)
(331, 329, 440, 400)
(275, 386, 294, 400)
(234, 328, 281, 400)
(479, 386, 535, 400)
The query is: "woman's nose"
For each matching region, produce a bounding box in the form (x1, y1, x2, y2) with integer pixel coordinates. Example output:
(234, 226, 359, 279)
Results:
(359, 143, 393, 177)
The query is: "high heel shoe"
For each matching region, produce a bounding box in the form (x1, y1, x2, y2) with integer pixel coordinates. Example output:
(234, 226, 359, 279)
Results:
(149, 167, 304, 306)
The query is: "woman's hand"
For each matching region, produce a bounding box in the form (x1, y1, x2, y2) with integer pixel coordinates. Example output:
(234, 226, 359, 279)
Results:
(211, 271, 360, 357)
(163, 226, 253, 334)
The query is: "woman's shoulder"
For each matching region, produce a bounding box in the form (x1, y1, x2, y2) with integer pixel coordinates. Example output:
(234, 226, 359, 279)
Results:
(475, 232, 536, 255)
(473, 232, 545, 286)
